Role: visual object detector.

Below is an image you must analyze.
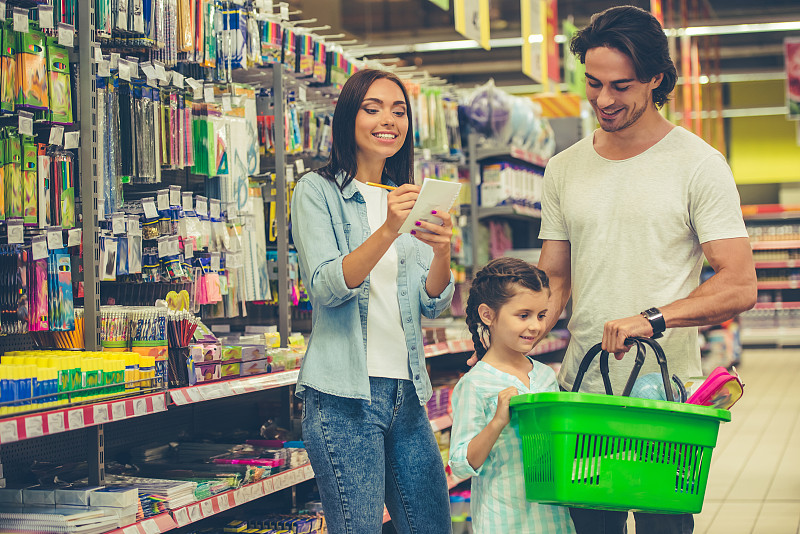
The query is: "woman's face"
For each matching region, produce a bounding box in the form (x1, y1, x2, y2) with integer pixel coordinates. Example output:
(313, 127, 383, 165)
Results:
(354, 78, 409, 164)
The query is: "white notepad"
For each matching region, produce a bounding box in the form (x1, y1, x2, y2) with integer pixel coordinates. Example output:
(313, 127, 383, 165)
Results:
(398, 179, 462, 234)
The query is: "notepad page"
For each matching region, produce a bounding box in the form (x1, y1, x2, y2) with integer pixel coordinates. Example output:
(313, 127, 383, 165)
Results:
(398, 179, 462, 234)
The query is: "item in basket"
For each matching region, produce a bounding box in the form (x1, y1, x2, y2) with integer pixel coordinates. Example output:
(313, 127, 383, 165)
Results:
(685, 367, 744, 410)
(629, 372, 684, 402)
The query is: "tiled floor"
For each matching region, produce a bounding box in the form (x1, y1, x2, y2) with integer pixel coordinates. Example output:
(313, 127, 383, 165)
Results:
(627, 348, 800, 533)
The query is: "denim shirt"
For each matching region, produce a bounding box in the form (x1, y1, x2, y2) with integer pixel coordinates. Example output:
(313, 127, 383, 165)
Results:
(291, 171, 454, 404)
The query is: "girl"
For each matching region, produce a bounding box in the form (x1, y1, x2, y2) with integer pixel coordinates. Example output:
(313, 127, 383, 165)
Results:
(291, 69, 454, 533)
(449, 257, 575, 533)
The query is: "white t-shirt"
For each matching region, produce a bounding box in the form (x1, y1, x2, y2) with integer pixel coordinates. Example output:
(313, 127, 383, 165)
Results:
(539, 127, 749, 394)
(352, 180, 411, 380)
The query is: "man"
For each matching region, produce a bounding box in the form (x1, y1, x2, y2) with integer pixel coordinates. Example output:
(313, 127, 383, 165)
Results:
(536, 5, 757, 534)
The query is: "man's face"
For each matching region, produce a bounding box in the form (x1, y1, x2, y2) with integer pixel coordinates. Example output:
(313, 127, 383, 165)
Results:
(584, 46, 663, 133)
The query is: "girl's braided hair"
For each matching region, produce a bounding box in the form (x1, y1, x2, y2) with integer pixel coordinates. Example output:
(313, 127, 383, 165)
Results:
(465, 257, 550, 360)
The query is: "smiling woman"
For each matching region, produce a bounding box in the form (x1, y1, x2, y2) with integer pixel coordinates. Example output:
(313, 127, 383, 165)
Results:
(289, 68, 455, 533)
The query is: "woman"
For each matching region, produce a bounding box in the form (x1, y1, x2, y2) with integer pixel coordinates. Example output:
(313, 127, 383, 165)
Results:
(291, 69, 454, 533)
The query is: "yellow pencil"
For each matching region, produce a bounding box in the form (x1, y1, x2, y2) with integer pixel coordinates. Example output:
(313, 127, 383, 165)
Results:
(365, 182, 397, 191)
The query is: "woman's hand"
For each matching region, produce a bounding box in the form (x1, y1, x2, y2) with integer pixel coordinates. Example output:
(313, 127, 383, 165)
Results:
(491, 387, 519, 429)
(411, 209, 453, 257)
(384, 184, 420, 235)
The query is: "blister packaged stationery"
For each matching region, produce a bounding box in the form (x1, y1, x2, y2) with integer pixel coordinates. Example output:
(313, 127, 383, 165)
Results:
(46, 40, 73, 124)
(0, 23, 16, 113)
(16, 30, 49, 110)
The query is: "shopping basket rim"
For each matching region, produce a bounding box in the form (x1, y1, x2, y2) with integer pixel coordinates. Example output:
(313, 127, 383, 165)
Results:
(509, 391, 732, 423)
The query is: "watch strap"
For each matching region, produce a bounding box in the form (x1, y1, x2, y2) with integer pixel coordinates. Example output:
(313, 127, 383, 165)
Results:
(641, 307, 666, 335)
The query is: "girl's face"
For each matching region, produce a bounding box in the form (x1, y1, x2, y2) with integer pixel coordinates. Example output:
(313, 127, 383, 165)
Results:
(481, 285, 549, 357)
(354, 78, 408, 164)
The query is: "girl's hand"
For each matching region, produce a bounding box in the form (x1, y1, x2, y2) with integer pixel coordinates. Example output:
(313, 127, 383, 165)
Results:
(410, 209, 453, 257)
(491, 387, 519, 428)
(385, 184, 420, 235)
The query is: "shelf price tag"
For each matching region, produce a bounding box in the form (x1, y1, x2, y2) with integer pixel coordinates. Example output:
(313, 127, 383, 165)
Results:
(13, 7, 29, 33)
(128, 216, 142, 237)
(157, 190, 169, 211)
(57, 23, 75, 47)
(210, 199, 221, 219)
(111, 402, 127, 421)
(0, 421, 18, 443)
(158, 237, 170, 258)
(221, 94, 232, 111)
(45, 227, 63, 251)
(182, 191, 193, 212)
(49, 125, 65, 146)
(67, 409, 84, 430)
(184, 239, 194, 260)
(111, 213, 126, 235)
(18, 110, 34, 137)
(7, 219, 23, 244)
(143, 197, 159, 219)
(47, 412, 65, 433)
(295, 159, 305, 174)
(0, 3, 7, 21)
(195, 196, 208, 217)
(200, 499, 214, 517)
(204, 85, 216, 104)
(93, 405, 109, 424)
(24, 416, 43, 438)
(64, 131, 80, 149)
(170, 185, 182, 207)
(174, 508, 190, 527)
(67, 227, 82, 247)
(210, 252, 221, 272)
(141, 520, 160, 534)
(32, 236, 48, 261)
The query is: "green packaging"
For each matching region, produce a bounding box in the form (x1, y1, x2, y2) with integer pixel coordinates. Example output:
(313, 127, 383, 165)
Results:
(5, 132, 22, 219)
(46, 40, 73, 124)
(16, 30, 49, 110)
(0, 23, 16, 113)
(22, 138, 37, 225)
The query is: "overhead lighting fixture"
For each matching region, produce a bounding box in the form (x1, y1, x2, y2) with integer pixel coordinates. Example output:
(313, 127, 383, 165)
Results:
(361, 19, 800, 56)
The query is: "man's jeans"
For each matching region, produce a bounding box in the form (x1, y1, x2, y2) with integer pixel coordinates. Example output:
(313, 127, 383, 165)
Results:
(569, 507, 694, 534)
(302, 377, 452, 534)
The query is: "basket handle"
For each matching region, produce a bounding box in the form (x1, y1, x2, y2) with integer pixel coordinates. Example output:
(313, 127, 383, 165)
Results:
(572, 337, 674, 402)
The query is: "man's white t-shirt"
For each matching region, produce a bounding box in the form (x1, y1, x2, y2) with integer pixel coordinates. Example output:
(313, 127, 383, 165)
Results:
(539, 126, 749, 394)
(352, 180, 411, 380)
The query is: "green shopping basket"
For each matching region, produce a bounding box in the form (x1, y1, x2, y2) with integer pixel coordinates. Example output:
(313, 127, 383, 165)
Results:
(510, 336, 731, 514)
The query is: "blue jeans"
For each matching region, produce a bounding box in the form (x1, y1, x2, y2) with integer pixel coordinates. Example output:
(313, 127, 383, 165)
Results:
(302, 378, 452, 534)
(569, 508, 694, 534)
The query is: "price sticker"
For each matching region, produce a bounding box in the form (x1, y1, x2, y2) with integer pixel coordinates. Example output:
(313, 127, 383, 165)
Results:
(200, 499, 214, 517)
(217, 494, 230, 511)
(13, 7, 29, 33)
(47, 412, 65, 433)
(195, 196, 208, 216)
(133, 398, 147, 416)
(49, 125, 64, 146)
(170, 185, 181, 207)
(210, 199, 221, 219)
(67, 227, 82, 247)
(7, 219, 23, 244)
(57, 23, 75, 47)
(93, 405, 109, 424)
(64, 131, 80, 149)
(67, 409, 84, 430)
(143, 197, 159, 219)
(127, 216, 142, 237)
(211, 252, 221, 272)
(157, 190, 169, 211)
(32, 235, 48, 260)
(152, 395, 166, 412)
(38, 4, 54, 28)
(158, 237, 170, 258)
(188, 505, 202, 522)
(111, 213, 125, 235)
(47, 227, 63, 249)
(233, 490, 245, 506)
(141, 519, 159, 534)
(111, 402, 127, 421)
(24, 416, 43, 438)
(174, 508, 190, 527)
(0, 421, 18, 443)
(182, 191, 193, 212)
(18, 110, 34, 137)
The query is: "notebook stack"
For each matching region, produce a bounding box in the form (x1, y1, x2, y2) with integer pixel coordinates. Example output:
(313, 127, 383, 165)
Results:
(105, 476, 197, 511)
(0, 505, 119, 534)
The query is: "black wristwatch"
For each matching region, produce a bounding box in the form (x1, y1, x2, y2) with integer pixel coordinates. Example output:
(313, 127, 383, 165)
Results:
(641, 307, 666, 336)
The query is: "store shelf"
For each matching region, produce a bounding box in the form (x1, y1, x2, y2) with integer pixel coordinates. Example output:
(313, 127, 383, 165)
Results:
(740, 328, 800, 345)
(743, 211, 800, 221)
(750, 240, 800, 250)
(755, 260, 800, 269)
(753, 302, 800, 310)
(475, 145, 549, 167)
(424, 337, 568, 359)
(477, 204, 542, 221)
(169, 370, 300, 406)
(429, 414, 453, 432)
(105, 464, 315, 534)
(531, 337, 569, 356)
(424, 341, 452, 358)
(0, 392, 167, 445)
(757, 281, 800, 290)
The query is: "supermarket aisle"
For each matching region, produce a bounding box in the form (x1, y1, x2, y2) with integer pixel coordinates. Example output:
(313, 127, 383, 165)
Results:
(692, 348, 800, 533)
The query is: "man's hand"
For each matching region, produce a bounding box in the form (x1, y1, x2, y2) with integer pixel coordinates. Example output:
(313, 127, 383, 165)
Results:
(602, 314, 653, 359)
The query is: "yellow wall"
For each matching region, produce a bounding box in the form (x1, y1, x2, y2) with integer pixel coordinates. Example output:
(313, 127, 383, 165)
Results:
(728, 80, 800, 184)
